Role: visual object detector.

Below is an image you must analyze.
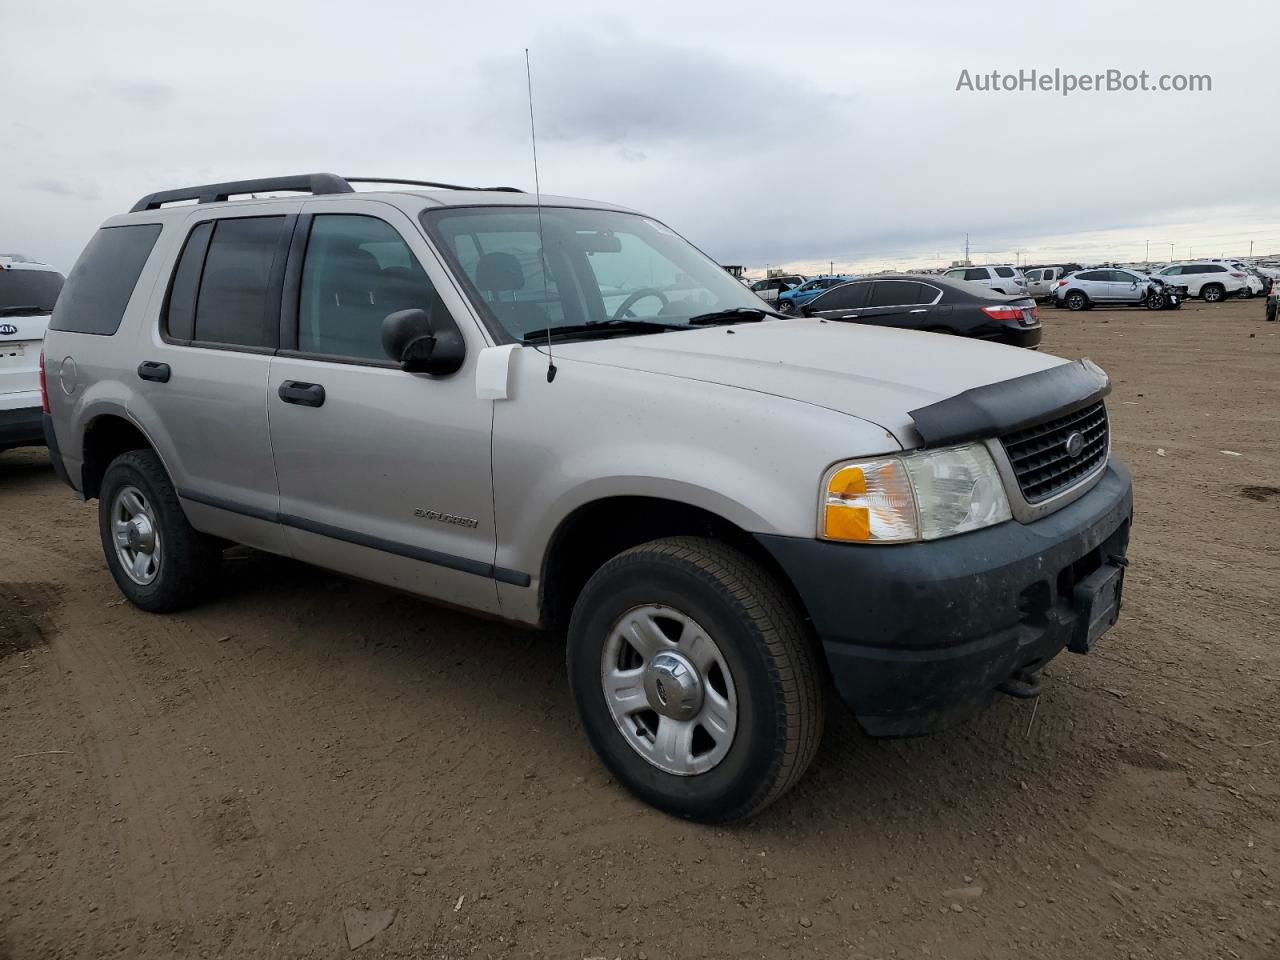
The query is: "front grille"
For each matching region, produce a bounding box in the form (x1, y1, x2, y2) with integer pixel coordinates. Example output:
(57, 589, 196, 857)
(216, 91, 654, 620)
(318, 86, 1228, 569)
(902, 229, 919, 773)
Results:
(1000, 400, 1109, 503)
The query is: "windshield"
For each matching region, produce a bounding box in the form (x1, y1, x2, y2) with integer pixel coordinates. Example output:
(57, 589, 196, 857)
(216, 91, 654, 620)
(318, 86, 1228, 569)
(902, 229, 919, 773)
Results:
(422, 207, 769, 341)
(0, 268, 64, 315)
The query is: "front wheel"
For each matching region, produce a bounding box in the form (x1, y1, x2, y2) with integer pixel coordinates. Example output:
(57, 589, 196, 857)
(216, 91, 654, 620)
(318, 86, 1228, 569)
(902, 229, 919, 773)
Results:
(1145, 291, 1166, 310)
(1238, 286, 1254, 299)
(777, 299, 796, 315)
(98, 449, 221, 612)
(1202, 283, 1225, 303)
(567, 537, 825, 823)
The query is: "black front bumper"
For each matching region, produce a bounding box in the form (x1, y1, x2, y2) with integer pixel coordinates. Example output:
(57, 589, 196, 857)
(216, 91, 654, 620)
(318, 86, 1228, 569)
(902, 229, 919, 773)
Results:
(757, 461, 1133, 736)
(0, 405, 44, 450)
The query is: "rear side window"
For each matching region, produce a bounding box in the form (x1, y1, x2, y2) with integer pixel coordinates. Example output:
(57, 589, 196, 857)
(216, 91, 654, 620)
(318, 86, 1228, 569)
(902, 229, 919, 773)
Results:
(297, 214, 444, 362)
(164, 217, 287, 348)
(810, 280, 870, 312)
(869, 280, 922, 307)
(994, 267, 1015, 278)
(50, 224, 162, 335)
(1077, 270, 1106, 281)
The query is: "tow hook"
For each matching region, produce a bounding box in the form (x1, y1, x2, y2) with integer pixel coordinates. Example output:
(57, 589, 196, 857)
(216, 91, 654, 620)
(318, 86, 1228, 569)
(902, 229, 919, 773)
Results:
(997, 669, 1042, 699)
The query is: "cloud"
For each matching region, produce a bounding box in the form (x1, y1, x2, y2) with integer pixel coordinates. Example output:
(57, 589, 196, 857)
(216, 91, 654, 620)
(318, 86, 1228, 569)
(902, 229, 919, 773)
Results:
(100, 78, 174, 108)
(24, 179, 100, 202)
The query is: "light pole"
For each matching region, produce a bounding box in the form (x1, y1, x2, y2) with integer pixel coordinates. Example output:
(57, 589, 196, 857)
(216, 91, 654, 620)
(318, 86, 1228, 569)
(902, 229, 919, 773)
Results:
(1169, 243, 1175, 261)
(1145, 240, 1149, 262)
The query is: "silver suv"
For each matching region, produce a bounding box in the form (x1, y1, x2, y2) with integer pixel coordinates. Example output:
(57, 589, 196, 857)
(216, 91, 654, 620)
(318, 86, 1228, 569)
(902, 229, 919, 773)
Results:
(42, 174, 1134, 822)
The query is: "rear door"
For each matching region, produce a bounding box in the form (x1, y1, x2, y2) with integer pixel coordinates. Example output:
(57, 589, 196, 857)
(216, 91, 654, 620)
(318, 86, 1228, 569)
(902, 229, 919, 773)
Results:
(857, 280, 933, 327)
(266, 201, 501, 614)
(130, 206, 299, 553)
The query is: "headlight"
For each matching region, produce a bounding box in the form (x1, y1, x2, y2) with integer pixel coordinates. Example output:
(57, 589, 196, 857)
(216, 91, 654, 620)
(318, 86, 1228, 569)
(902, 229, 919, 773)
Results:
(821, 443, 1011, 543)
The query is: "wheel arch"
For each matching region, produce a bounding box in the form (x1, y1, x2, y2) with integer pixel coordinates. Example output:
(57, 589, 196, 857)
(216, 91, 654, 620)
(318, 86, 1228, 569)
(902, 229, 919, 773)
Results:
(80, 412, 162, 500)
(539, 494, 810, 636)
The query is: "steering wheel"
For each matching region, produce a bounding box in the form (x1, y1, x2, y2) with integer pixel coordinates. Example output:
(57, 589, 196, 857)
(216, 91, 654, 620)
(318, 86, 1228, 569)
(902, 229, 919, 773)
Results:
(612, 288, 670, 321)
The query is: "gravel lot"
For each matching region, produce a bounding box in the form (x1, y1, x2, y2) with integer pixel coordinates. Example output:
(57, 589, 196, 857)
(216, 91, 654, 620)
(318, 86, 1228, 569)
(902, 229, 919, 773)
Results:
(2, 297, 1277, 959)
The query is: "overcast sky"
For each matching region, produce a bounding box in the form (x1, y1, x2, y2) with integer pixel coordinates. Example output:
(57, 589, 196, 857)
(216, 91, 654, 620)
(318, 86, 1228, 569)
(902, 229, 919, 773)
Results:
(3, 0, 1277, 276)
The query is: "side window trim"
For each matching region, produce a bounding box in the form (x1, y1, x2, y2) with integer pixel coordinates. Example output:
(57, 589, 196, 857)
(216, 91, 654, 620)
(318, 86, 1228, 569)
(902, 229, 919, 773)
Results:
(159, 213, 296, 355)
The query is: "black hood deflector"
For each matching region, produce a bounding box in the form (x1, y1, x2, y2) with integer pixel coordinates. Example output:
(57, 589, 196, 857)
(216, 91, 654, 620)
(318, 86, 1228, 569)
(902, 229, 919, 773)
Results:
(908, 358, 1110, 447)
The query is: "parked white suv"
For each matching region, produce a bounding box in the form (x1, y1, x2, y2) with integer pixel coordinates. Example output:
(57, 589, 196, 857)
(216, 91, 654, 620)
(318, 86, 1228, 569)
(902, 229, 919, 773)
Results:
(1, 255, 64, 452)
(943, 264, 1028, 296)
(1152, 262, 1247, 302)
(42, 173, 1133, 822)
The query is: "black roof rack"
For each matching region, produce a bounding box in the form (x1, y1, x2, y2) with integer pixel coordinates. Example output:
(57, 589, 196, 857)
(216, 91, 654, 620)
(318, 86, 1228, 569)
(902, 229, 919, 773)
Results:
(129, 173, 524, 212)
(130, 173, 354, 212)
(344, 177, 524, 193)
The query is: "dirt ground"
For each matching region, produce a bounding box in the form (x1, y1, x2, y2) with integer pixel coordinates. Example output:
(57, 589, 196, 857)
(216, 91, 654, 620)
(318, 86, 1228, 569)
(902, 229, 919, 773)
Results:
(2, 297, 1277, 960)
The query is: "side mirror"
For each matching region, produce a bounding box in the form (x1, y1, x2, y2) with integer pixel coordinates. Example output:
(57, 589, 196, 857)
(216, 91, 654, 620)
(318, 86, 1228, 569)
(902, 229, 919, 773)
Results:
(381, 308, 465, 375)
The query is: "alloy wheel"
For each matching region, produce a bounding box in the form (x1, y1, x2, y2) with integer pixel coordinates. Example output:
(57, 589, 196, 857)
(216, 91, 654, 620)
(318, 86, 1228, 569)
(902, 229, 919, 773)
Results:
(601, 604, 738, 776)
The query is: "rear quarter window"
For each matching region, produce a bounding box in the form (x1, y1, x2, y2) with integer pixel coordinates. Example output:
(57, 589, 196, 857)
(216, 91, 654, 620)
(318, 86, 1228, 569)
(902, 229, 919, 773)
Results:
(50, 224, 162, 335)
(994, 267, 1015, 278)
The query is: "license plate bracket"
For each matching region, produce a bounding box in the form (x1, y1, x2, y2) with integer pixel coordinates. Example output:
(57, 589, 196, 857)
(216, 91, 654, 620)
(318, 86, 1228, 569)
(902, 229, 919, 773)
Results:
(1068, 562, 1125, 654)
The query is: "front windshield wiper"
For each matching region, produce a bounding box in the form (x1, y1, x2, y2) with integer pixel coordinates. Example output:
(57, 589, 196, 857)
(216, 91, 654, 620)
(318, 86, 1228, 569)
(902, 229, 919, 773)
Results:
(519, 318, 686, 344)
(0, 305, 51, 317)
(686, 307, 781, 325)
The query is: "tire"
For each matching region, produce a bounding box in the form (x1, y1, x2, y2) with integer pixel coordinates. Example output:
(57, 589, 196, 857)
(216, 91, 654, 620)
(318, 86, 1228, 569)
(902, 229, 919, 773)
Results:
(98, 449, 221, 612)
(777, 299, 795, 315)
(1202, 283, 1225, 303)
(567, 536, 825, 823)
(1238, 286, 1254, 299)
(1065, 291, 1089, 311)
(1145, 291, 1165, 310)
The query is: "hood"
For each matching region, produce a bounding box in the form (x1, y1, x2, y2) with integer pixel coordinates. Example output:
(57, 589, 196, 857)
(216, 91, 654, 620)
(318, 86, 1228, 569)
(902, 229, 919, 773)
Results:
(554, 319, 1065, 444)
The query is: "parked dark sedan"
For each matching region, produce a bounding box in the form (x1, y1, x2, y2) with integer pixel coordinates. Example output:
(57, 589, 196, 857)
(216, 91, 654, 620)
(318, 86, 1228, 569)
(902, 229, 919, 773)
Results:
(798, 274, 1041, 348)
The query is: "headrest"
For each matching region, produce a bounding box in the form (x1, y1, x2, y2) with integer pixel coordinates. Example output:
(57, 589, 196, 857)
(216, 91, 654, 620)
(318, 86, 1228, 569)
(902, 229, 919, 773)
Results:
(475, 251, 525, 293)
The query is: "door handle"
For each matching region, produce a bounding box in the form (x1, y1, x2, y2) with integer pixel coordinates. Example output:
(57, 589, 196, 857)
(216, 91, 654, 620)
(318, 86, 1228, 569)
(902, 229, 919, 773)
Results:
(278, 380, 326, 407)
(137, 361, 171, 383)
(909, 308, 928, 314)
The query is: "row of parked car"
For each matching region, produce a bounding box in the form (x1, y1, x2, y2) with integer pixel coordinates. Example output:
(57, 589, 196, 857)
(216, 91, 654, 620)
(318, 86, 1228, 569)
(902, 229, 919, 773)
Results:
(747, 257, 1275, 320)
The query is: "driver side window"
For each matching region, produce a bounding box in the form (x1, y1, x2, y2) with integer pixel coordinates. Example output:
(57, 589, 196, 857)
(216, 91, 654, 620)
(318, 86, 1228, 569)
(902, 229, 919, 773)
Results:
(298, 215, 447, 362)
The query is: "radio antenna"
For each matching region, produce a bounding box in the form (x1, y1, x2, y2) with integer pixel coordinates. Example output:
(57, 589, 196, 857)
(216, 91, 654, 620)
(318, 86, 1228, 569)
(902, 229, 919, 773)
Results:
(525, 48, 556, 383)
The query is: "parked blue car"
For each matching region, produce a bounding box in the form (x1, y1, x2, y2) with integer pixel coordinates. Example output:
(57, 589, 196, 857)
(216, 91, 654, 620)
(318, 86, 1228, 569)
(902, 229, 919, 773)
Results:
(777, 275, 859, 313)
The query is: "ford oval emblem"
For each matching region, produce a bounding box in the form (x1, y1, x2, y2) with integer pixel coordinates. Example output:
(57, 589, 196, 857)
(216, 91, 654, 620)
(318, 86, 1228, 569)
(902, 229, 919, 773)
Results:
(1064, 431, 1086, 458)
(0, 323, 17, 336)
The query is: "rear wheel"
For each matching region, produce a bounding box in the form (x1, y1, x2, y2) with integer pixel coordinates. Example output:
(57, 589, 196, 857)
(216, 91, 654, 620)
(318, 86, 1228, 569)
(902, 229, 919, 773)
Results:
(98, 449, 221, 612)
(1202, 283, 1225, 303)
(1065, 291, 1089, 311)
(567, 537, 825, 823)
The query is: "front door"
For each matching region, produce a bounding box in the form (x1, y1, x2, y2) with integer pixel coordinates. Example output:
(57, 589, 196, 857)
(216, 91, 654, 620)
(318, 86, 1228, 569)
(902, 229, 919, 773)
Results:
(266, 202, 501, 614)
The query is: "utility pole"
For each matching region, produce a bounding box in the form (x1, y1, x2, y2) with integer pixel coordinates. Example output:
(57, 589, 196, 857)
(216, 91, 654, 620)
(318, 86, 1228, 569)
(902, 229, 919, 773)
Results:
(829, 260, 834, 276)
(1169, 243, 1174, 260)
(1250, 240, 1254, 258)
(1145, 240, 1149, 262)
